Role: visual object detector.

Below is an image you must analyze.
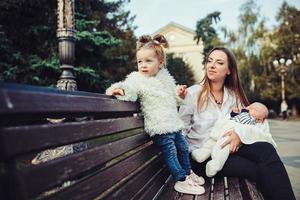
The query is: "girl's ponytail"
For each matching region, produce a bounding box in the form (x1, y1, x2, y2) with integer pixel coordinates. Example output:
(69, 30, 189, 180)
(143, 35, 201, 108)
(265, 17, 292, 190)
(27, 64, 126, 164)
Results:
(153, 34, 169, 48)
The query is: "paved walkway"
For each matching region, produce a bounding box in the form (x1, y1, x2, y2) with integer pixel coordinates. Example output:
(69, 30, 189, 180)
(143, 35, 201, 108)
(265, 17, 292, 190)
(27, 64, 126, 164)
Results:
(269, 119, 300, 199)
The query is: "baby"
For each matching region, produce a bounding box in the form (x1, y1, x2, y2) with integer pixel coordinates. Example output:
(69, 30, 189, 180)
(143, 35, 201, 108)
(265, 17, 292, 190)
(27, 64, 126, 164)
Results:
(192, 102, 277, 177)
(106, 34, 205, 195)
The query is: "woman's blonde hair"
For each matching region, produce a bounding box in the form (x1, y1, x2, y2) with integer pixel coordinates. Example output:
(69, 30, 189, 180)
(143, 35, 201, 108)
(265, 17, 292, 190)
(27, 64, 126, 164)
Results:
(136, 34, 169, 66)
(198, 47, 249, 111)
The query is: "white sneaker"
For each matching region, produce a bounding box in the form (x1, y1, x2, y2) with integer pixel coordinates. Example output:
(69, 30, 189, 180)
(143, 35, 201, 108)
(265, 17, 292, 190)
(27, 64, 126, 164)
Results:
(174, 176, 205, 195)
(189, 171, 205, 185)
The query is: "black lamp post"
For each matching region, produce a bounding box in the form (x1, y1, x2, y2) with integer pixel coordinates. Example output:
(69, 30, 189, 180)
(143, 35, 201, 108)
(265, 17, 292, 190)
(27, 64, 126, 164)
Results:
(56, 0, 77, 91)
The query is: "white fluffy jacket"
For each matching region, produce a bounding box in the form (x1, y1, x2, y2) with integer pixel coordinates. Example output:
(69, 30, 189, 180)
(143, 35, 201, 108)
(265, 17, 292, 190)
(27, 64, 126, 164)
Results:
(105, 68, 184, 137)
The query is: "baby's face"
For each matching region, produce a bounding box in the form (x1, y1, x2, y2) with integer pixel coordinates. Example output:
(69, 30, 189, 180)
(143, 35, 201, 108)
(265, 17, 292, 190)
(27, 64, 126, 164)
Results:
(248, 107, 265, 123)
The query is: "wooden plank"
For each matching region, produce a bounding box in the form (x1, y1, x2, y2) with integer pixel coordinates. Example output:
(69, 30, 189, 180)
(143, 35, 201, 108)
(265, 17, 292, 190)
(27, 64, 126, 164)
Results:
(212, 177, 225, 200)
(227, 177, 243, 200)
(45, 145, 160, 200)
(242, 179, 264, 200)
(196, 178, 211, 200)
(106, 157, 171, 200)
(16, 133, 151, 198)
(135, 167, 171, 200)
(0, 117, 143, 158)
(181, 194, 195, 200)
(153, 176, 180, 200)
(0, 82, 139, 116)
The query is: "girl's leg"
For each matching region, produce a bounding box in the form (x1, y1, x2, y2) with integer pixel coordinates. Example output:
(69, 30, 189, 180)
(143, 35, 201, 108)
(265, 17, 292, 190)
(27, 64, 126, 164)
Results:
(153, 133, 186, 181)
(175, 131, 191, 175)
(236, 142, 295, 200)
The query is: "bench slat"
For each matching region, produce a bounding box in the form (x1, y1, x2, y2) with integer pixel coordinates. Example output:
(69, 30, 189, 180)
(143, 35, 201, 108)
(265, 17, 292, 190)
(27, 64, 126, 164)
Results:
(17, 133, 150, 198)
(0, 117, 143, 158)
(0, 83, 139, 116)
(196, 179, 211, 200)
(227, 177, 243, 200)
(46, 145, 160, 200)
(105, 158, 168, 200)
(243, 179, 264, 200)
(135, 167, 171, 200)
(152, 176, 179, 200)
(181, 194, 195, 200)
(212, 177, 225, 200)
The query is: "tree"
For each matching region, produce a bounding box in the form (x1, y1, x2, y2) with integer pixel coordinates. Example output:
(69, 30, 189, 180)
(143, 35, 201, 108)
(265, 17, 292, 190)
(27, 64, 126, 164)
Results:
(223, 0, 300, 115)
(195, 11, 223, 58)
(0, 0, 137, 92)
(0, 0, 60, 87)
(259, 2, 300, 114)
(74, 0, 137, 92)
(166, 53, 196, 86)
(222, 0, 267, 101)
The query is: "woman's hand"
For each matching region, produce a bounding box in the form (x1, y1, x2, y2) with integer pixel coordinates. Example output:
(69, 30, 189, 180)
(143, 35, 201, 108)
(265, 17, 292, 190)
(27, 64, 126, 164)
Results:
(232, 107, 240, 113)
(221, 129, 241, 153)
(107, 88, 125, 96)
(178, 85, 187, 99)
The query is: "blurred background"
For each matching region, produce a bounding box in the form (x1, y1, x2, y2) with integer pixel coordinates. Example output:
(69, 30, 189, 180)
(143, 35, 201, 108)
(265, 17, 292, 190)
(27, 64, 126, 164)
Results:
(1, 0, 300, 198)
(1, 0, 299, 118)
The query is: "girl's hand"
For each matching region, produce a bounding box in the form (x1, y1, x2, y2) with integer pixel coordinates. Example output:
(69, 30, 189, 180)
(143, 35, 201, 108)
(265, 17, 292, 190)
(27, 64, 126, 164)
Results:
(220, 130, 241, 153)
(178, 85, 187, 99)
(107, 88, 125, 96)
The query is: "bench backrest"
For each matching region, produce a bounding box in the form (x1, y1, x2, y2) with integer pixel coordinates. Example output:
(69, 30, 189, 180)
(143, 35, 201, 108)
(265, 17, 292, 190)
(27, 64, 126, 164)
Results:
(0, 82, 169, 200)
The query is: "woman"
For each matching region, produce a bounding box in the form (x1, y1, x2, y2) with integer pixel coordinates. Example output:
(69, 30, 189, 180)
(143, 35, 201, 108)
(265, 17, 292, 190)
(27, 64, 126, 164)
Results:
(179, 47, 295, 200)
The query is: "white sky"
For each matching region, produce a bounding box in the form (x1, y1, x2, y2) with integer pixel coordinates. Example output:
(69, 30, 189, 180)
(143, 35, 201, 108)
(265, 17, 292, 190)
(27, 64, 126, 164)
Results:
(124, 0, 300, 37)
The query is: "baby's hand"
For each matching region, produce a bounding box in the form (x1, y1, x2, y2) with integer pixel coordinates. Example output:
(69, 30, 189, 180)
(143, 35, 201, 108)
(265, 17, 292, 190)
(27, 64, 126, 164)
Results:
(107, 88, 125, 96)
(178, 85, 187, 99)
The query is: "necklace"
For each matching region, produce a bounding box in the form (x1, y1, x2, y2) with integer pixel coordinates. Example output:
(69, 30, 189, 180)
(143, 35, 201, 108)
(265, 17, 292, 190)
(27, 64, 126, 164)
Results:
(211, 92, 223, 105)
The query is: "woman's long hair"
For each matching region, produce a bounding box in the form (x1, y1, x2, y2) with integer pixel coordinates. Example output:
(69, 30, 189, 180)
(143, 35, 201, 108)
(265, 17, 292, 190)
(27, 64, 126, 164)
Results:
(197, 47, 249, 111)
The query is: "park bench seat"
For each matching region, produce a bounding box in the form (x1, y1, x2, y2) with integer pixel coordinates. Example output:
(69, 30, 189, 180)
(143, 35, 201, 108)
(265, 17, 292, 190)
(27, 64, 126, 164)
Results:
(0, 82, 263, 200)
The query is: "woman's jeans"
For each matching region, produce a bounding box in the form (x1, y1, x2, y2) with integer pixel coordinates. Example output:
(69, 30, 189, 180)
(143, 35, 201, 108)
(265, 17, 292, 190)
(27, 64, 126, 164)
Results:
(153, 131, 191, 181)
(191, 142, 295, 200)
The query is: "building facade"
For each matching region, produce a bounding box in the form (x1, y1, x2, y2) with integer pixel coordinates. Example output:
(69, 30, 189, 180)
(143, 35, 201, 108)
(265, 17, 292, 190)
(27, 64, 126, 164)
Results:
(153, 22, 205, 82)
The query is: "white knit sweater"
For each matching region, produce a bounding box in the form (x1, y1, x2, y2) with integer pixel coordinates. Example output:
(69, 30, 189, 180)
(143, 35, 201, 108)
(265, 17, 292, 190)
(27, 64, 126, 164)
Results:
(106, 68, 184, 136)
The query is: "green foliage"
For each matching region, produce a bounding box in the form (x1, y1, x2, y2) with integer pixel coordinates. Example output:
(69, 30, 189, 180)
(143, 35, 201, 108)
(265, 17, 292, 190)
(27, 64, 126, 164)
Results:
(195, 11, 223, 58)
(264, 2, 300, 109)
(0, 0, 58, 86)
(222, 0, 300, 114)
(166, 54, 196, 86)
(0, 0, 137, 93)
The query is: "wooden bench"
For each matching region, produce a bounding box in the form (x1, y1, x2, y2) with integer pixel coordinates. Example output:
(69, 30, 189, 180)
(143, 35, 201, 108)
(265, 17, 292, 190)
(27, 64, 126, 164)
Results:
(0, 82, 264, 200)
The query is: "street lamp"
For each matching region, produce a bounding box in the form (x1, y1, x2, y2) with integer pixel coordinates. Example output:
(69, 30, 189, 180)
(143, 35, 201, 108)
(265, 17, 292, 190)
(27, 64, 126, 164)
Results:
(57, 0, 77, 91)
(272, 58, 292, 102)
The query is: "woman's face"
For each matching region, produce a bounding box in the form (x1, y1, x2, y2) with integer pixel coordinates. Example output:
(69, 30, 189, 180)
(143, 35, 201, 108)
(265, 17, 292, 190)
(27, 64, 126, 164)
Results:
(206, 50, 230, 83)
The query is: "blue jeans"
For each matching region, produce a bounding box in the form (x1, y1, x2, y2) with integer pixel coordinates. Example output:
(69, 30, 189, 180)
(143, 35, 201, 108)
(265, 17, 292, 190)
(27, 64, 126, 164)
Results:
(153, 130, 191, 181)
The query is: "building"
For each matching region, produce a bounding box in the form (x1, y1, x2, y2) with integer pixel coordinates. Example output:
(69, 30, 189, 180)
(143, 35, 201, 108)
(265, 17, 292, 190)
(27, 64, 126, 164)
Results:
(153, 22, 205, 82)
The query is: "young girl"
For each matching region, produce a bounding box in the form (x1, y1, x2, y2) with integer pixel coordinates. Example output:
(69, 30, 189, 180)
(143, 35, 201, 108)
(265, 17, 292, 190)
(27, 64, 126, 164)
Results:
(106, 34, 205, 195)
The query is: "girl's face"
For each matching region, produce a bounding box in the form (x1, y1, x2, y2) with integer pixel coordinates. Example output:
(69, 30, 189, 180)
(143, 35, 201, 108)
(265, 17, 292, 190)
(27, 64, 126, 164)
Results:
(206, 50, 230, 83)
(136, 48, 163, 77)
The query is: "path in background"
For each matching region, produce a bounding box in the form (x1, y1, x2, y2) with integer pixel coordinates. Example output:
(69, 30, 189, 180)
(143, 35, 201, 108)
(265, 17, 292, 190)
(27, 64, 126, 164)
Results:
(269, 119, 300, 199)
